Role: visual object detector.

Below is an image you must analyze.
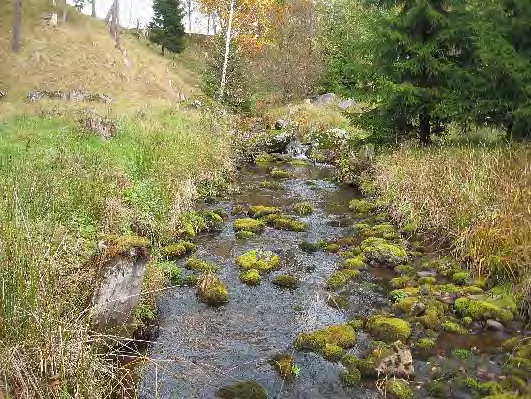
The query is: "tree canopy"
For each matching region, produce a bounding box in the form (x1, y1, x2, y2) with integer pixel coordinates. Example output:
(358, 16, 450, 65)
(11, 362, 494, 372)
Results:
(149, 0, 186, 55)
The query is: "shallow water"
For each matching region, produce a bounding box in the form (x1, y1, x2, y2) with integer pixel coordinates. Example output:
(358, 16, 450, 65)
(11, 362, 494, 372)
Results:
(138, 162, 519, 399)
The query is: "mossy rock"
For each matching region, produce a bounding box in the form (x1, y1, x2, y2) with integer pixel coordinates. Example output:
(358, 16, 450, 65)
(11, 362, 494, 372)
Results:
(236, 230, 257, 240)
(327, 295, 350, 309)
(347, 318, 364, 331)
(185, 257, 220, 273)
(360, 237, 408, 266)
(197, 275, 229, 307)
(452, 271, 470, 285)
(295, 324, 356, 353)
(270, 167, 291, 179)
(234, 218, 265, 234)
(181, 210, 225, 238)
(423, 256, 461, 277)
(418, 300, 447, 330)
(418, 276, 436, 285)
(293, 201, 313, 215)
(415, 337, 437, 350)
(326, 269, 360, 290)
(272, 274, 300, 289)
(369, 223, 399, 240)
(248, 205, 280, 218)
(263, 214, 307, 232)
(237, 250, 281, 274)
(366, 315, 412, 343)
(340, 256, 366, 270)
(289, 158, 311, 166)
(442, 321, 468, 334)
(340, 368, 361, 387)
(271, 354, 296, 380)
(324, 243, 341, 253)
(216, 381, 268, 399)
(395, 265, 415, 275)
(348, 199, 377, 214)
(390, 276, 417, 289)
(239, 269, 261, 286)
(384, 379, 414, 399)
(299, 241, 322, 253)
(454, 297, 514, 324)
(259, 180, 284, 190)
(255, 153, 277, 164)
(161, 240, 197, 258)
(103, 235, 150, 259)
(321, 344, 345, 361)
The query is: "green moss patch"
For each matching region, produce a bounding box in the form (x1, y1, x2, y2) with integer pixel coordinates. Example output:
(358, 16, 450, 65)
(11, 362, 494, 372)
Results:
(197, 275, 229, 307)
(270, 167, 291, 179)
(293, 201, 313, 215)
(348, 199, 377, 214)
(340, 368, 361, 387)
(271, 354, 297, 380)
(416, 337, 437, 350)
(326, 269, 360, 290)
(234, 218, 266, 234)
(326, 295, 350, 309)
(442, 321, 468, 334)
(272, 274, 300, 289)
(216, 381, 268, 399)
(235, 230, 257, 239)
(340, 256, 367, 270)
(366, 315, 412, 343)
(384, 379, 413, 399)
(237, 250, 281, 274)
(454, 296, 514, 324)
(239, 269, 261, 286)
(295, 324, 357, 355)
(185, 257, 220, 273)
(248, 205, 280, 218)
(259, 180, 284, 190)
(262, 214, 308, 232)
(360, 237, 408, 266)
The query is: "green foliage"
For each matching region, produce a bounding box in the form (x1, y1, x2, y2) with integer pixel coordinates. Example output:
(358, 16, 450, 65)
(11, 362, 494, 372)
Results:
(149, 0, 186, 54)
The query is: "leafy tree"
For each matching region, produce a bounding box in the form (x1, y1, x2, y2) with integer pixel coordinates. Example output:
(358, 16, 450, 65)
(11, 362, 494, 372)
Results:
(149, 0, 186, 55)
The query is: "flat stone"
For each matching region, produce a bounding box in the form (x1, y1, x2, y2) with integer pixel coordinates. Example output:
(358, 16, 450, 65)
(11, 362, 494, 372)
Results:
(486, 319, 504, 331)
(417, 270, 437, 278)
(439, 295, 456, 305)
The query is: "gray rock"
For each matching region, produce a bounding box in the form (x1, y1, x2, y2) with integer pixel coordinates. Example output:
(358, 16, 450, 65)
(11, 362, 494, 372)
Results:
(375, 342, 415, 379)
(274, 119, 288, 130)
(79, 110, 117, 140)
(28, 90, 112, 103)
(486, 319, 504, 331)
(417, 270, 437, 278)
(313, 92, 337, 107)
(91, 239, 149, 332)
(260, 132, 294, 154)
(338, 98, 355, 110)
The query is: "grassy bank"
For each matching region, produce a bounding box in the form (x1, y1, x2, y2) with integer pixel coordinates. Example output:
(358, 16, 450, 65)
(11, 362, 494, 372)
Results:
(0, 107, 232, 396)
(364, 144, 531, 308)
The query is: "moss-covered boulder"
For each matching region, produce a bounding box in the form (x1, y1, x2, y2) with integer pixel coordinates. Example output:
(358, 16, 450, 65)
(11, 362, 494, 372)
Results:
(384, 379, 414, 399)
(454, 296, 514, 324)
(239, 269, 261, 286)
(197, 274, 229, 307)
(293, 201, 313, 215)
(295, 324, 356, 354)
(360, 237, 408, 266)
(340, 256, 367, 270)
(271, 274, 300, 289)
(185, 257, 220, 273)
(237, 250, 281, 274)
(259, 180, 284, 190)
(270, 167, 291, 179)
(442, 320, 468, 334)
(390, 276, 418, 289)
(324, 243, 341, 253)
(348, 199, 377, 214)
(415, 337, 437, 350)
(234, 218, 265, 234)
(161, 241, 197, 259)
(248, 205, 280, 218)
(340, 368, 361, 387)
(366, 315, 412, 343)
(271, 354, 296, 380)
(299, 241, 322, 253)
(326, 295, 350, 309)
(216, 381, 268, 399)
(326, 269, 360, 290)
(452, 271, 470, 285)
(262, 214, 308, 232)
(321, 344, 345, 361)
(236, 230, 257, 240)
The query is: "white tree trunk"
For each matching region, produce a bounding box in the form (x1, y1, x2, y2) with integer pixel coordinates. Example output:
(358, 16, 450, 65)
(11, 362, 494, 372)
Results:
(219, 0, 235, 100)
(91, 0, 96, 17)
(188, 0, 192, 35)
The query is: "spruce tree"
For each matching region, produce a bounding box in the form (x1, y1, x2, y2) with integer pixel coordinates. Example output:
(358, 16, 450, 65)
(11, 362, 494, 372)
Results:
(149, 0, 186, 55)
(366, 0, 474, 144)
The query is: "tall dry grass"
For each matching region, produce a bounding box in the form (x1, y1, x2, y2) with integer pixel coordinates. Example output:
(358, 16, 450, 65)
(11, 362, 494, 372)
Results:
(373, 144, 531, 299)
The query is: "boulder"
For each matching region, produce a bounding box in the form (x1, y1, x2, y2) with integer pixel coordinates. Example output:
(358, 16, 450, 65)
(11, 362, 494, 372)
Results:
(338, 98, 356, 110)
(79, 110, 117, 140)
(313, 93, 337, 107)
(375, 342, 415, 379)
(485, 319, 504, 332)
(274, 119, 288, 130)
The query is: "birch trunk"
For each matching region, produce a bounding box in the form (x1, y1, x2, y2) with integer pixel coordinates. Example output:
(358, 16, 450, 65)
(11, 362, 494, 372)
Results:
(219, 0, 235, 100)
(91, 0, 96, 17)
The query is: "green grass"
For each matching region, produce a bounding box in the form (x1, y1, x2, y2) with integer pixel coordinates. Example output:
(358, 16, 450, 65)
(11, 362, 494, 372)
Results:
(0, 106, 231, 396)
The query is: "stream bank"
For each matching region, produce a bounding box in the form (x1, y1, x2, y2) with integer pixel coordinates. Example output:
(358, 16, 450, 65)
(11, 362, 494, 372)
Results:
(137, 154, 530, 399)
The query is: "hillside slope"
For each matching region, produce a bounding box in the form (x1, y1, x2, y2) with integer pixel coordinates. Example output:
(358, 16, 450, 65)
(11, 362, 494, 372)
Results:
(0, 0, 199, 115)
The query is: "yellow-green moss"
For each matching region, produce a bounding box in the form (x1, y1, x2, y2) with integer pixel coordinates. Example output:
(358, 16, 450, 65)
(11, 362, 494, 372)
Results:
(348, 199, 377, 214)
(418, 301, 447, 330)
(416, 337, 437, 350)
(234, 218, 265, 234)
(385, 379, 414, 399)
(295, 324, 357, 352)
(442, 321, 468, 334)
(366, 315, 412, 343)
(347, 319, 364, 331)
(271, 354, 296, 380)
(264, 214, 308, 232)
(103, 235, 150, 259)
(340, 256, 367, 270)
(161, 241, 197, 258)
(299, 241, 322, 253)
(270, 167, 291, 179)
(452, 271, 470, 285)
(326, 269, 360, 290)
(325, 243, 341, 253)
(390, 276, 417, 289)
(360, 237, 408, 266)
(255, 153, 276, 164)
(321, 344, 345, 361)
(236, 230, 257, 239)
(217, 381, 268, 399)
(237, 250, 281, 274)
(454, 297, 514, 324)
(418, 276, 436, 285)
(272, 274, 300, 289)
(293, 201, 314, 215)
(239, 269, 262, 286)
(340, 368, 361, 387)
(327, 295, 350, 309)
(248, 205, 280, 218)
(197, 275, 229, 307)
(185, 257, 219, 273)
(259, 180, 284, 190)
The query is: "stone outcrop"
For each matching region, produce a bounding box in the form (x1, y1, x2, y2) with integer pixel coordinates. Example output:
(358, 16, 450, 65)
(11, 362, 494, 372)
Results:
(79, 110, 117, 140)
(28, 90, 112, 103)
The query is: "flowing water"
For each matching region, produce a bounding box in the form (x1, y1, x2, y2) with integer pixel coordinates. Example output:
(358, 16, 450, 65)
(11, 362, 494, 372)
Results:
(138, 160, 519, 399)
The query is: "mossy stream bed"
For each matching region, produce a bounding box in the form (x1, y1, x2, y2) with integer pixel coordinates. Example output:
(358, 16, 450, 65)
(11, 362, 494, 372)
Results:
(139, 160, 530, 399)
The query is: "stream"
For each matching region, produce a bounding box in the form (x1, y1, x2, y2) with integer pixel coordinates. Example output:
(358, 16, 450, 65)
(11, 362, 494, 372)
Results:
(138, 158, 523, 399)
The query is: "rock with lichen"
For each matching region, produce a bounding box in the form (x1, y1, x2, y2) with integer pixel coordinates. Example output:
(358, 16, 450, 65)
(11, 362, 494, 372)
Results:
(384, 379, 414, 399)
(295, 324, 356, 357)
(326, 269, 360, 290)
(196, 274, 229, 307)
(366, 315, 411, 343)
(239, 269, 261, 286)
(234, 218, 265, 234)
(272, 274, 300, 289)
(360, 237, 408, 267)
